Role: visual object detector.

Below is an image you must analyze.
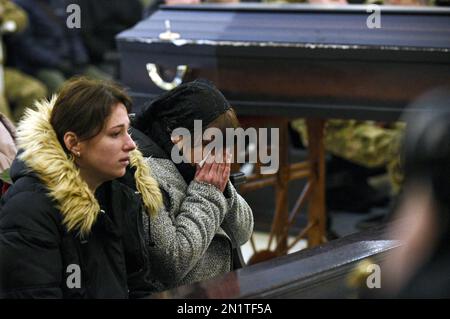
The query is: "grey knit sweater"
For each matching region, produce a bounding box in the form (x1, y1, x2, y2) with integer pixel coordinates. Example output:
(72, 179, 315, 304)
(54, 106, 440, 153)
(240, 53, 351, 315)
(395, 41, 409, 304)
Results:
(143, 157, 254, 291)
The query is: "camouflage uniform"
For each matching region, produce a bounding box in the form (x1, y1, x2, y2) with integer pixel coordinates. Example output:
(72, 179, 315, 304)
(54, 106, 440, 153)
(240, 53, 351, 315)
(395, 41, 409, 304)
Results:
(291, 119, 405, 193)
(4, 67, 47, 122)
(0, 0, 47, 123)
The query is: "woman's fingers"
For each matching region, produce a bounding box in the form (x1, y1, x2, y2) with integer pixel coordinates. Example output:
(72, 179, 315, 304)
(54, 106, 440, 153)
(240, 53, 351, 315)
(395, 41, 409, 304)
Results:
(220, 151, 231, 191)
(194, 154, 230, 192)
(195, 161, 211, 181)
(217, 159, 225, 178)
(202, 161, 214, 177)
(219, 162, 230, 192)
(223, 162, 231, 181)
(195, 164, 201, 177)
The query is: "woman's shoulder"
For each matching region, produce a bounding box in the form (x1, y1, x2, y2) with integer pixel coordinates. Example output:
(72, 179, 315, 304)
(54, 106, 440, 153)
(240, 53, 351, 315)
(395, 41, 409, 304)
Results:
(146, 157, 174, 173)
(2, 173, 51, 205)
(146, 157, 184, 186)
(1, 175, 62, 236)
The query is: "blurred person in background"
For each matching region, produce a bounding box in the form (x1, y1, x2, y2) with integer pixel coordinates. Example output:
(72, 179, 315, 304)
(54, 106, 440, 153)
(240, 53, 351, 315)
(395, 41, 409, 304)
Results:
(74, 0, 144, 78)
(7, 0, 110, 94)
(1, 0, 46, 122)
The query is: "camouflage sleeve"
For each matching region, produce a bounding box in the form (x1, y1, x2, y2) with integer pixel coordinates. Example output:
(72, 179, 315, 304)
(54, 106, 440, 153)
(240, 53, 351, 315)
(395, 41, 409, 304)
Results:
(291, 118, 405, 192)
(292, 118, 403, 168)
(323, 120, 399, 168)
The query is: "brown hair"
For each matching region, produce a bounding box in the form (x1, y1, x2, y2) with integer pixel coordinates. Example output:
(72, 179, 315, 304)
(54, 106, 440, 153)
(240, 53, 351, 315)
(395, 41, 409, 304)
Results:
(207, 108, 239, 132)
(50, 77, 132, 152)
(202, 108, 239, 144)
(190, 108, 240, 147)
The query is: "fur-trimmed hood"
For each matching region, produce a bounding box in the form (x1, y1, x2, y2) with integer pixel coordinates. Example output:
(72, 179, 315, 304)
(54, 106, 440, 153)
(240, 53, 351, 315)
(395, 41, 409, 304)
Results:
(15, 97, 162, 237)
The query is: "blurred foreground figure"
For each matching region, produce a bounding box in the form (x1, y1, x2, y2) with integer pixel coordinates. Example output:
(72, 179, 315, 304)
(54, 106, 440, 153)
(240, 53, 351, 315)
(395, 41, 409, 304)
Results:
(380, 88, 450, 298)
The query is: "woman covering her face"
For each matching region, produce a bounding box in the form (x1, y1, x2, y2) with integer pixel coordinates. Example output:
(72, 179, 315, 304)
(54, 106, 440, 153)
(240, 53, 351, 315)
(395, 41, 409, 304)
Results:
(0, 77, 162, 298)
(129, 80, 254, 292)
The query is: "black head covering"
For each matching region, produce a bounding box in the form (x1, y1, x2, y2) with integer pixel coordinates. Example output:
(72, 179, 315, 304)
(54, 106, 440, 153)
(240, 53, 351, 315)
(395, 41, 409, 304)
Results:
(135, 79, 231, 134)
(134, 79, 232, 183)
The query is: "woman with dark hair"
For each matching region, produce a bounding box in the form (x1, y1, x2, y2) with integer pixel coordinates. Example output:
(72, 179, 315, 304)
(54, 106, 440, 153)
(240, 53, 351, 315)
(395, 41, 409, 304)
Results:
(0, 77, 162, 298)
(131, 80, 253, 291)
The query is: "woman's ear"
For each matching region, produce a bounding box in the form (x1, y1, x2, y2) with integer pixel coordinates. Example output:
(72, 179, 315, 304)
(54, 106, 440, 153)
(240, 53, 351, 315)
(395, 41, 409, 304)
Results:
(63, 132, 81, 157)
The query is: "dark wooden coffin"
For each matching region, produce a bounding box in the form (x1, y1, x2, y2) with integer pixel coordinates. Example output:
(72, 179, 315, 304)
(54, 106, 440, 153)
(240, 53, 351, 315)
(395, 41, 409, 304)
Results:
(147, 225, 399, 299)
(117, 4, 450, 121)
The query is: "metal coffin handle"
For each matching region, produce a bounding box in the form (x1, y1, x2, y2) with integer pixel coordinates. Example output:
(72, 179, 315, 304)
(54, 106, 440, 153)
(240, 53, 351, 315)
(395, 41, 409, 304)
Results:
(146, 63, 188, 91)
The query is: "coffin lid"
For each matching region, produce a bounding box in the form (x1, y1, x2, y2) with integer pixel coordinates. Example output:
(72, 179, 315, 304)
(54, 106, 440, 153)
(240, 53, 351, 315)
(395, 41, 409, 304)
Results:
(117, 4, 450, 64)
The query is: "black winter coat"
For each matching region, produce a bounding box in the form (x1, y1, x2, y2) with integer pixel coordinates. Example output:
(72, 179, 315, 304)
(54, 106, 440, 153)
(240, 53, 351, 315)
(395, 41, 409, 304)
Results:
(0, 160, 150, 298)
